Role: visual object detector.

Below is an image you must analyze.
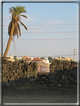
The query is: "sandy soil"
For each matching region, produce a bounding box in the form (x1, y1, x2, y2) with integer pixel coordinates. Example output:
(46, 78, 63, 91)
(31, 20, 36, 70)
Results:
(3, 83, 77, 103)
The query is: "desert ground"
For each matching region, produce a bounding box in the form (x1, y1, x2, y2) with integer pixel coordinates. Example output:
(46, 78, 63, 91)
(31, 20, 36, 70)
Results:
(3, 83, 77, 103)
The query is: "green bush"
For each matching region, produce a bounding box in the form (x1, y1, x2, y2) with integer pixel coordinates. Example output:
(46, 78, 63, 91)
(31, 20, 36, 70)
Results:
(22, 58, 26, 62)
(58, 57, 60, 58)
(6, 57, 10, 59)
(70, 59, 73, 62)
(14, 56, 16, 59)
(14, 56, 18, 61)
(48, 56, 54, 63)
(41, 57, 45, 59)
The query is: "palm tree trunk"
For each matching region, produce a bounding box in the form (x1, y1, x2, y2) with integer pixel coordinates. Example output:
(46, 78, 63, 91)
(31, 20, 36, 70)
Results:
(4, 22, 14, 57)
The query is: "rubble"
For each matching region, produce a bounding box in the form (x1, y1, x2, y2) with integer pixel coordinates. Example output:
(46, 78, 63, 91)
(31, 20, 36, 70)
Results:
(2, 57, 38, 87)
(37, 59, 77, 86)
(2, 57, 78, 87)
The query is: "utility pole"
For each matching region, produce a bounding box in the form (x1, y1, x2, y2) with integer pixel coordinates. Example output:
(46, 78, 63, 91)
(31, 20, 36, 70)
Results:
(74, 49, 76, 61)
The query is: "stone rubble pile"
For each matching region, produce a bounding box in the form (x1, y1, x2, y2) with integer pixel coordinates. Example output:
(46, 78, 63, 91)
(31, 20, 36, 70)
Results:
(2, 57, 78, 87)
(36, 59, 77, 86)
(2, 57, 38, 87)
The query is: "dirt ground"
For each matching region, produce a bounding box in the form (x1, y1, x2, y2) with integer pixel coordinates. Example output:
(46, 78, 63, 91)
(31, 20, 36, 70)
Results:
(3, 83, 77, 103)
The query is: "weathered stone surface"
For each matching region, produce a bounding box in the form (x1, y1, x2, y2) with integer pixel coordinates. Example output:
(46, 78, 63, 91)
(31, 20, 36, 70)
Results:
(36, 60, 77, 86)
(2, 57, 77, 87)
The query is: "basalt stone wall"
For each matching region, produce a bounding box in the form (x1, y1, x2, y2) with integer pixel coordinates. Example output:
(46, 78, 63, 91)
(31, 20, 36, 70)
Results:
(2, 57, 78, 87)
(2, 57, 38, 87)
(50, 59, 77, 73)
(36, 60, 77, 86)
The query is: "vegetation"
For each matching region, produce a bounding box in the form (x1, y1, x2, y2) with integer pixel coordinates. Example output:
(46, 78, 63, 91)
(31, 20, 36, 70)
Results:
(41, 57, 45, 59)
(70, 59, 73, 62)
(62, 57, 65, 59)
(48, 56, 54, 63)
(57, 57, 60, 58)
(22, 58, 26, 62)
(14, 56, 16, 59)
(6, 57, 10, 59)
(14, 56, 18, 61)
(4, 5, 28, 57)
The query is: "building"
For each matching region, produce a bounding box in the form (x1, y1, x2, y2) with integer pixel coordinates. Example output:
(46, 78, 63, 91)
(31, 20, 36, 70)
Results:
(55, 57, 73, 61)
(7, 55, 14, 59)
(22, 56, 31, 61)
(6, 55, 15, 62)
(41, 58, 49, 63)
(32, 57, 42, 62)
(16, 57, 20, 60)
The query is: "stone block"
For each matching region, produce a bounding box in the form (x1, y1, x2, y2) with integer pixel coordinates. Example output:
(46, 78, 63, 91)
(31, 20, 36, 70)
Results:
(27, 74, 31, 78)
(9, 73, 14, 78)
(2, 64, 7, 68)
(10, 76, 15, 80)
(5, 82, 11, 87)
(13, 70, 17, 73)
(14, 73, 18, 76)
(19, 63, 24, 66)
(3, 70, 8, 73)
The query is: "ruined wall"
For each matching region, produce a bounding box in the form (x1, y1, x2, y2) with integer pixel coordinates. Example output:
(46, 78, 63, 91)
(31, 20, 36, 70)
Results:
(2, 57, 38, 87)
(37, 60, 77, 86)
(2, 57, 78, 87)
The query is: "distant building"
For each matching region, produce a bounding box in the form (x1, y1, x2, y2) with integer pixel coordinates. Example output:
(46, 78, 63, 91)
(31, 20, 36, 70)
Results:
(55, 57, 73, 61)
(22, 56, 29, 59)
(22, 56, 31, 61)
(42, 58, 49, 63)
(16, 57, 20, 60)
(7, 55, 14, 59)
(32, 57, 42, 62)
(6, 55, 15, 62)
(31, 57, 33, 60)
(65, 57, 73, 61)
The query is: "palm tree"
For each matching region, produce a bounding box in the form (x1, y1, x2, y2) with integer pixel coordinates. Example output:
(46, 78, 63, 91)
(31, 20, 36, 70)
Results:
(4, 5, 28, 57)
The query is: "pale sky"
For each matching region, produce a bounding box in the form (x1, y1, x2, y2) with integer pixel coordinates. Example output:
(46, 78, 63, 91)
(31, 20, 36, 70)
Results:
(0, 1, 78, 61)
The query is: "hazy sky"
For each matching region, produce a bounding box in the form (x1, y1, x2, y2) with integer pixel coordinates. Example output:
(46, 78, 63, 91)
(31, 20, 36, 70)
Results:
(1, 2, 78, 61)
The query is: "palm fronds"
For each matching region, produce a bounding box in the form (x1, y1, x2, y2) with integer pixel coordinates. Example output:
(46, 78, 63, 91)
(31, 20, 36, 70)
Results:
(17, 21, 21, 36)
(12, 5, 27, 16)
(19, 19, 28, 30)
(19, 14, 27, 18)
(8, 5, 27, 39)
